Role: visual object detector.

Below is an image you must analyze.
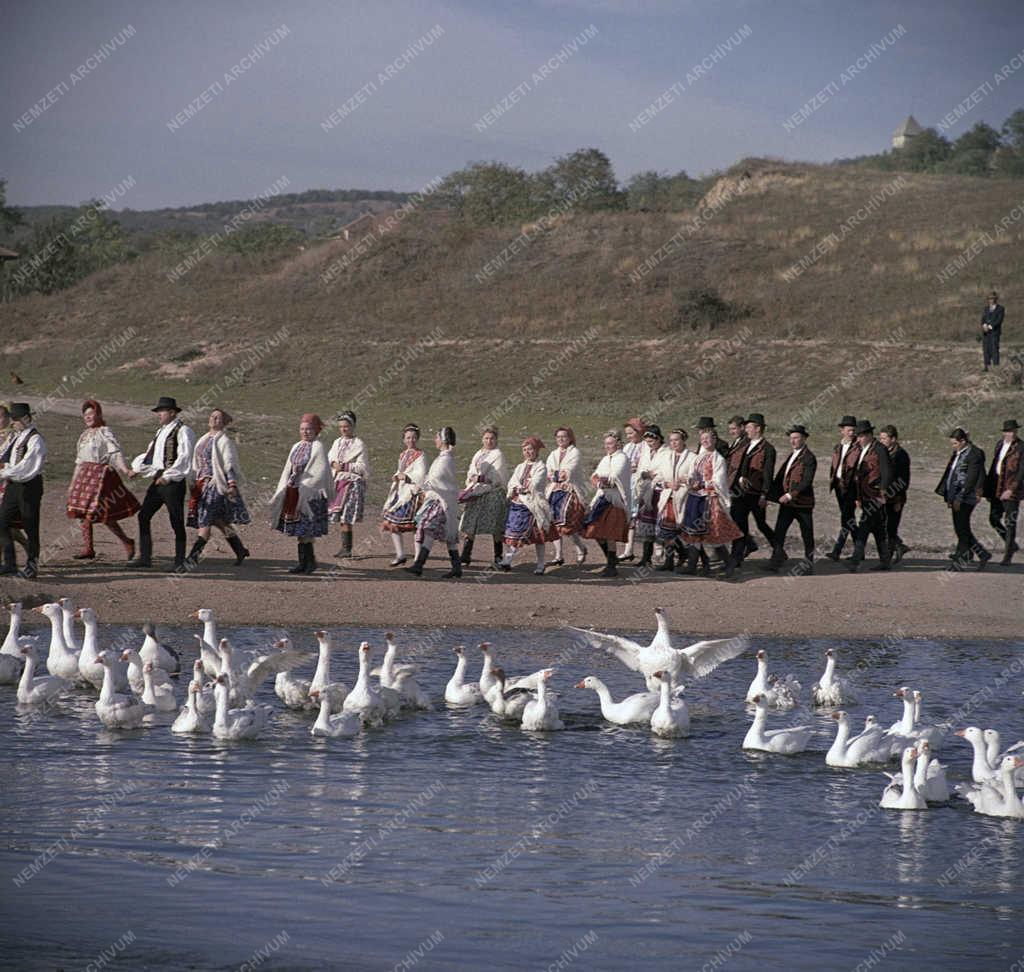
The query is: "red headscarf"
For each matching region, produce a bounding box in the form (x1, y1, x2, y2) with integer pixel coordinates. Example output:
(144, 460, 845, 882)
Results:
(300, 413, 324, 435)
(522, 436, 545, 453)
(625, 416, 646, 436)
(555, 426, 576, 446)
(81, 399, 106, 426)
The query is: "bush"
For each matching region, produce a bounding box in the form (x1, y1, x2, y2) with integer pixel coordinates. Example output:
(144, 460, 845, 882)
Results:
(670, 286, 752, 332)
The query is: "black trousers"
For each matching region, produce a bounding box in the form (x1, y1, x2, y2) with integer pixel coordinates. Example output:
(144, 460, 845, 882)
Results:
(951, 502, 987, 558)
(730, 494, 775, 562)
(983, 331, 1000, 367)
(0, 476, 43, 568)
(886, 501, 905, 547)
(138, 479, 187, 564)
(772, 505, 815, 562)
(988, 499, 1019, 550)
(851, 504, 889, 564)
(832, 488, 857, 553)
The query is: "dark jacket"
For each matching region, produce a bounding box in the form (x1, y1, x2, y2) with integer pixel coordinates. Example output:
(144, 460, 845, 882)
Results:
(935, 443, 985, 506)
(852, 439, 892, 506)
(734, 439, 776, 499)
(982, 303, 1004, 335)
(726, 434, 749, 483)
(887, 445, 911, 504)
(983, 437, 1023, 502)
(829, 440, 861, 494)
(770, 447, 816, 509)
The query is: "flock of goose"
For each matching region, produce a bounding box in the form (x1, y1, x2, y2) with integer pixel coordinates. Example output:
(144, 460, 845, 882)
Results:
(3, 601, 1022, 818)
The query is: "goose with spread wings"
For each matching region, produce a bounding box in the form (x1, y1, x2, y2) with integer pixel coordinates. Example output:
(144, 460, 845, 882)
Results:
(569, 607, 749, 690)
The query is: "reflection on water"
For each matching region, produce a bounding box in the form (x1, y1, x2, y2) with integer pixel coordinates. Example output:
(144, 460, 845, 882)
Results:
(1, 626, 1022, 971)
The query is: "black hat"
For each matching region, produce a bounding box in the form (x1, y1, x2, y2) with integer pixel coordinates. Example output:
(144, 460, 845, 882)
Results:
(838, 415, 857, 428)
(151, 396, 181, 413)
(1003, 419, 1020, 431)
(746, 412, 766, 428)
(787, 425, 809, 436)
(9, 402, 31, 420)
(643, 423, 664, 440)
(696, 416, 716, 429)
(854, 420, 874, 435)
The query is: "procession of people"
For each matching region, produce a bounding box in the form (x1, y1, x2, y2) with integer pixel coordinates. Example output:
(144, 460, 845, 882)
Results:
(0, 398, 1020, 581)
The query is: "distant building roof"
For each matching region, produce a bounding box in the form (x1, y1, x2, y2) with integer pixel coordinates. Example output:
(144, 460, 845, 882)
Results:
(893, 115, 924, 138)
(0, 246, 19, 260)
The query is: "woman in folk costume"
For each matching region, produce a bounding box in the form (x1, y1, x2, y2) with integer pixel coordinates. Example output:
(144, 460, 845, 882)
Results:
(66, 400, 140, 560)
(406, 426, 461, 578)
(327, 410, 369, 560)
(677, 429, 743, 577)
(269, 413, 333, 574)
(618, 417, 646, 562)
(545, 426, 589, 567)
(653, 428, 698, 573)
(498, 436, 555, 575)
(185, 408, 251, 567)
(458, 425, 508, 567)
(0, 403, 30, 570)
(582, 430, 632, 577)
(633, 424, 668, 569)
(380, 423, 429, 567)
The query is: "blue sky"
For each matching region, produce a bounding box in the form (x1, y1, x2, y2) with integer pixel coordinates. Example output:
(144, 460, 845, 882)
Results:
(2, 0, 1022, 208)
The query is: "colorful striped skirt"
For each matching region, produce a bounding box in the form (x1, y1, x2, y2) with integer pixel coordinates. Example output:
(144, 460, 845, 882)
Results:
(381, 493, 422, 533)
(503, 502, 554, 548)
(459, 488, 507, 537)
(582, 497, 629, 543)
(679, 495, 742, 546)
(187, 478, 251, 528)
(276, 487, 328, 538)
(634, 485, 662, 540)
(548, 489, 586, 536)
(328, 478, 365, 524)
(656, 500, 683, 544)
(66, 463, 140, 523)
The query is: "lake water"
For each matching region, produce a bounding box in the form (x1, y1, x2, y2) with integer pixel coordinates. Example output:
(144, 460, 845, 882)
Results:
(1, 624, 1022, 971)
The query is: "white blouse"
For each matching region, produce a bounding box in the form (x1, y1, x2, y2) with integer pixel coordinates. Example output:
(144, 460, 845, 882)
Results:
(76, 426, 128, 471)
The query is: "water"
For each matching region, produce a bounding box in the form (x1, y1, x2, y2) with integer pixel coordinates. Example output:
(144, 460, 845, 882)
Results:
(1, 626, 1022, 971)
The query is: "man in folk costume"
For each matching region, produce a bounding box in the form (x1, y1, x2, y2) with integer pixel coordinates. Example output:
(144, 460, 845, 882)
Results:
(980, 291, 1004, 372)
(766, 425, 816, 573)
(878, 424, 911, 564)
(0, 403, 47, 579)
(582, 430, 632, 577)
(127, 396, 196, 571)
(653, 428, 697, 573)
(826, 416, 861, 561)
(725, 415, 748, 481)
(634, 425, 668, 568)
(0, 403, 30, 573)
(848, 420, 893, 572)
(934, 427, 989, 569)
(727, 412, 776, 572)
(984, 419, 1022, 565)
(545, 426, 589, 567)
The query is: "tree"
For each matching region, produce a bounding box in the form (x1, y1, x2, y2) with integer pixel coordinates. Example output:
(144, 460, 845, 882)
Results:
(895, 128, 951, 169)
(437, 162, 536, 225)
(0, 179, 24, 237)
(543, 148, 626, 212)
(1001, 108, 1024, 150)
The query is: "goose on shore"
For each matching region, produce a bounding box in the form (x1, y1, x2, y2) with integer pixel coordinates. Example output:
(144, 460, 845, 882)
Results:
(575, 675, 659, 726)
(742, 695, 812, 754)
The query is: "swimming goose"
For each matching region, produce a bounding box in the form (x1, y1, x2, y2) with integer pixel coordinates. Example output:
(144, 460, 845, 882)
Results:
(745, 649, 800, 709)
(883, 687, 924, 755)
(307, 632, 350, 708)
(742, 695, 812, 754)
(274, 636, 315, 709)
(477, 642, 498, 697)
(121, 647, 172, 695)
(521, 669, 563, 732)
(190, 608, 222, 676)
(187, 659, 216, 715)
(957, 727, 1024, 784)
(445, 646, 484, 706)
(811, 649, 858, 706)
(171, 680, 213, 734)
(0, 602, 28, 684)
(17, 644, 68, 706)
(58, 597, 82, 653)
(913, 740, 950, 802)
(825, 710, 892, 767)
(310, 689, 361, 738)
(483, 668, 531, 720)
(373, 633, 430, 710)
(956, 756, 1024, 818)
(571, 607, 749, 690)
(343, 642, 394, 724)
(94, 651, 149, 728)
(142, 662, 178, 712)
(218, 637, 308, 706)
(139, 623, 181, 675)
(984, 729, 1024, 784)
(576, 675, 659, 726)
(33, 603, 81, 682)
(879, 746, 927, 810)
(75, 606, 129, 692)
(909, 690, 948, 751)
(212, 674, 273, 740)
(649, 671, 690, 738)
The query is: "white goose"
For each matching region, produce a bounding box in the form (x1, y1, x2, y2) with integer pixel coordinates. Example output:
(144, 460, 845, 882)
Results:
(571, 607, 749, 690)
(218, 637, 308, 707)
(17, 644, 68, 706)
(477, 642, 498, 697)
(957, 727, 1024, 784)
(121, 647, 172, 696)
(520, 668, 563, 732)
(811, 649, 858, 706)
(171, 680, 213, 734)
(0, 602, 29, 684)
(910, 690, 948, 751)
(649, 671, 690, 738)
(94, 651, 149, 728)
(34, 602, 81, 682)
(745, 649, 800, 709)
(212, 674, 273, 740)
(373, 632, 430, 710)
(142, 662, 178, 712)
(445, 646, 484, 706)
(913, 739, 950, 803)
(274, 636, 314, 710)
(343, 641, 396, 724)
(483, 668, 531, 720)
(58, 597, 82, 653)
(742, 695, 812, 754)
(956, 756, 1024, 819)
(984, 729, 1024, 784)
(75, 606, 129, 692)
(310, 689, 361, 738)
(576, 675, 659, 726)
(879, 746, 927, 810)
(308, 632, 349, 708)
(825, 710, 892, 767)
(139, 623, 181, 675)
(190, 608, 222, 676)
(883, 687, 921, 755)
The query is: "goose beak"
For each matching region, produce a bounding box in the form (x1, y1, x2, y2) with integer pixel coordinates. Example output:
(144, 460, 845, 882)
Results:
(831, 711, 841, 720)
(74, 609, 82, 619)
(31, 606, 45, 615)
(574, 680, 586, 689)
(954, 729, 966, 737)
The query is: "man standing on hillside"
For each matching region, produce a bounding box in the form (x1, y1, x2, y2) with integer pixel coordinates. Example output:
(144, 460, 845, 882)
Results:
(935, 427, 989, 570)
(984, 418, 1022, 565)
(981, 291, 1004, 372)
(827, 416, 860, 562)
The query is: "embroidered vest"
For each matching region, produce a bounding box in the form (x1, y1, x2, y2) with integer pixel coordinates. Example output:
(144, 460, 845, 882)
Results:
(12, 428, 38, 465)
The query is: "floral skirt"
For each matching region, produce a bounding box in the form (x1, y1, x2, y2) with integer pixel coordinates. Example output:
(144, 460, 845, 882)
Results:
(328, 478, 365, 525)
(549, 489, 586, 536)
(679, 494, 742, 546)
(634, 486, 662, 540)
(415, 498, 448, 545)
(66, 462, 140, 523)
(459, 489, 507, 537)
(503, 502, 555, 548)
(381, 493, 422, 533)
(656, 500, 683, 544)
(187, 477, 251, 528)
(582, 498, 629, 543)
(276, 487, 328, 538)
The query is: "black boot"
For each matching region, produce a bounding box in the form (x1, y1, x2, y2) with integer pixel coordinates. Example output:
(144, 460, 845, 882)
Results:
(599, 543, 618, 578)
(126, 535, 153, 569)
(405, 546, 430, 576)
(443, 548, 463, 578)
(718, 546, 736, 579)
(289, 542, 306, 574)
(184, 536, 207, 567)
(655, 545, 675, 571)
(676, 545, 698, 575)
(492, 536, 503, 565)
(335, 530, 353, 559)
(0, 542, 15, 576)
(226, 534, 250, 566)
(638, 541, 654, 568)
(303, 543, 318, 574)
(460, 536, 474, 565)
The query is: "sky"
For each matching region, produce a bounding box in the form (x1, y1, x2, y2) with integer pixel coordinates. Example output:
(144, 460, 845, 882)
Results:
(2, 0, 1023, 209)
